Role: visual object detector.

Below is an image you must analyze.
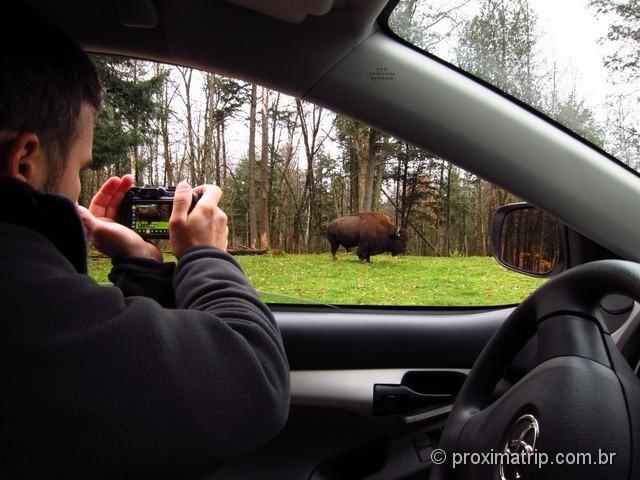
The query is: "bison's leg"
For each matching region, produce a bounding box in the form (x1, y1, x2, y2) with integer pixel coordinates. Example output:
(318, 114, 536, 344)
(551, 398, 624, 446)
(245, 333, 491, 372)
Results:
(356, 246, 368, 263)
(330, 241, 339, 260)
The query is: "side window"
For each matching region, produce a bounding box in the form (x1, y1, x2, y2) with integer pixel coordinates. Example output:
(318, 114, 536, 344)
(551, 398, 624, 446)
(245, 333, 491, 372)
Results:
(85, 55, 545, 306)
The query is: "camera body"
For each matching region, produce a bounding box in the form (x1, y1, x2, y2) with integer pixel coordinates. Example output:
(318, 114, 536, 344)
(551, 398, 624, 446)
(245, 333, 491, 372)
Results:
(117, 187, 198, 240)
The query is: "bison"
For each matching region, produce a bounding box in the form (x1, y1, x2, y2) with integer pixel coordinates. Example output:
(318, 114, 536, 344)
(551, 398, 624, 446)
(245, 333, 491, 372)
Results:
(136, 204, 170, 225)
(327, 212, 408, 262)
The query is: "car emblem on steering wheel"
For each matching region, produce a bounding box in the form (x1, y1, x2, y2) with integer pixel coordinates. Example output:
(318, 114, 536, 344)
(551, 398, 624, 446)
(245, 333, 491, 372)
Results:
(500, 414, 539, 480)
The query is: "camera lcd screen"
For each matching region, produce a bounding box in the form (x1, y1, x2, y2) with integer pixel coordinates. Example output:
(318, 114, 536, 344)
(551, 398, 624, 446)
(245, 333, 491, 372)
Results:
(131, 202, 172, 236)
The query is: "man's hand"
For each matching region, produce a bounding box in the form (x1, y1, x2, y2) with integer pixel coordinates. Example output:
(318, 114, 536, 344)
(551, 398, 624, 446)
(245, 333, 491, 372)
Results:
(169, 182, 228, 259)
(77, 174, 163, 262)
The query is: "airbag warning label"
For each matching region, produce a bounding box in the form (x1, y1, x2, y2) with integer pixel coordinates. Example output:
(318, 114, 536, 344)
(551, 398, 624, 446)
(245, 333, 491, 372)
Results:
(369, 67, 395, 81)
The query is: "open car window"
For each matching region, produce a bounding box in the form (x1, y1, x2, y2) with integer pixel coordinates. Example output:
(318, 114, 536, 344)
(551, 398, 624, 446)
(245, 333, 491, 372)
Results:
(86, 54, 546, 307)
(387, 0, 640, 172)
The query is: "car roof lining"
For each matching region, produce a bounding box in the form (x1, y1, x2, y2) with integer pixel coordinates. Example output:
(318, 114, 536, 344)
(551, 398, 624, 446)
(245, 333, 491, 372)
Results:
(28, 0, 386, 98)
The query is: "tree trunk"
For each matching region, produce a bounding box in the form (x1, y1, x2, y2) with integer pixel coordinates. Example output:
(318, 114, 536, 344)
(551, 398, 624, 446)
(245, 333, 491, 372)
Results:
(132, 145, 140, 185)
(435, 159, 445, 255)
(476, 177, 486, 256)
(161, 75, 172, 185)
(372, 136, 387, 210)
(357, 135, 367, 212)
(295, 99, 324, 252)
(363, 128, 378, 211)
(269, 93, 280, 247)
(131, 61, 142, 184)
(179, 68, 197, 185)
(395, 152, 401, 226)
(221, 120, 227, 189)
(259, 87, 270, 249)
(445, 162, 452, 256)
(202, 73, 217, 185)
(214, 123, 221, 185)
(349, 131, 359, 213)
(247, 84, 258, 249)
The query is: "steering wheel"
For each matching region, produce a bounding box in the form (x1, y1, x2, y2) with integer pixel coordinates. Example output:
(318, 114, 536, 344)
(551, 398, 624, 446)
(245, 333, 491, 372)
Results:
(431, 260, 640, 480)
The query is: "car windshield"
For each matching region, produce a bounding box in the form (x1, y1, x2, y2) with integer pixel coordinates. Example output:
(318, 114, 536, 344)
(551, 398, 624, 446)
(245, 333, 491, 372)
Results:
(387, 0, 640, 172)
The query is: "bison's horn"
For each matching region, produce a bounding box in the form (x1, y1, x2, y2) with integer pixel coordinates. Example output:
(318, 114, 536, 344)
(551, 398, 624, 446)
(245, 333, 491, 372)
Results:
(395, 227, 401, 237)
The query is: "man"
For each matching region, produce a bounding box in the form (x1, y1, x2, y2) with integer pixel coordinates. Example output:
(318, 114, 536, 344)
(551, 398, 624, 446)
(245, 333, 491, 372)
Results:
(0, 4, 289, 479)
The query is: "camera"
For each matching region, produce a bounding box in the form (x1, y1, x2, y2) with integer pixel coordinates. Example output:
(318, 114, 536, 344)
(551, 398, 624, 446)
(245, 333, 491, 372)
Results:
(117, 186, 199, 240)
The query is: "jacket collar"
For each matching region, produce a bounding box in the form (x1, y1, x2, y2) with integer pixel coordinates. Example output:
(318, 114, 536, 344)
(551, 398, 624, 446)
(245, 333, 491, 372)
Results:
(0, 176, 87, 273)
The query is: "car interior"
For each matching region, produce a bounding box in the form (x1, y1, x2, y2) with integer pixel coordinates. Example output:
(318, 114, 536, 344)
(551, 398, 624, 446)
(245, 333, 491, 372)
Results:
(26, 0, 640, 479)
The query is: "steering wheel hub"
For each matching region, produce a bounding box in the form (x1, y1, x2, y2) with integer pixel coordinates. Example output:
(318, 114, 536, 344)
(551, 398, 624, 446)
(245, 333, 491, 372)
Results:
(500, 414, 539, 480)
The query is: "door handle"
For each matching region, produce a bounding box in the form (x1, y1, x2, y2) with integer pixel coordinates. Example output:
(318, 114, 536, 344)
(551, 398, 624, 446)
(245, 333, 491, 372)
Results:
(373, 384, 454, 416)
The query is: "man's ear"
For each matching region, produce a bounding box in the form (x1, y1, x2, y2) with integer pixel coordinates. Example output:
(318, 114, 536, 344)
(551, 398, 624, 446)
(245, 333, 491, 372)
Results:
(3, 132, 48, 188)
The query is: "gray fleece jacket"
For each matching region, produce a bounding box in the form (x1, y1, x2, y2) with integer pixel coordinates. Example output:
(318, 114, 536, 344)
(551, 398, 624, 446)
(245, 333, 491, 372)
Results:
(0, 177, 290, 479)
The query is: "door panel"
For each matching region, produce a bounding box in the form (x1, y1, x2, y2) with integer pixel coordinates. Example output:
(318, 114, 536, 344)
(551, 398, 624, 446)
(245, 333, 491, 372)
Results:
(279, 307, 513, 370)
(203, 406, 386, 480)
(204, 307, 512, 480)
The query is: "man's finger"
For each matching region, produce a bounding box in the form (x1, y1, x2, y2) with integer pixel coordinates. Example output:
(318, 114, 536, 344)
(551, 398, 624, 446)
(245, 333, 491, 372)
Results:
(77, 205, 97, 236)
(193, 183, 216, 195)
(196, 184, 223, 211)
(104, 174, 134, 219)
(88, 177, 121, 216)
(170, 181, 192, 225)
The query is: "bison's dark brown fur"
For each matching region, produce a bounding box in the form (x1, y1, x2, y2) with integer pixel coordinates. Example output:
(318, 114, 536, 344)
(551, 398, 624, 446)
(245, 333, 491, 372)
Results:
(327, 212, 408, 262)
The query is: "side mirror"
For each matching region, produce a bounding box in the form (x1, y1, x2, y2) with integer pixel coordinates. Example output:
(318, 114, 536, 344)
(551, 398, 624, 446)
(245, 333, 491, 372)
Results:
(491, 203, 566, 277)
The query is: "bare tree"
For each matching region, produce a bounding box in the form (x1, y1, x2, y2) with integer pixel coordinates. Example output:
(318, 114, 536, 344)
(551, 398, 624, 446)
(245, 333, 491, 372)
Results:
(247, 84, 258, 248)
(295, 99, 327, 250)
(202, 73, 218, 184)
(362, 128, 378, 211)
(177, 67, 199, 185)
(259, 87, 270, 249)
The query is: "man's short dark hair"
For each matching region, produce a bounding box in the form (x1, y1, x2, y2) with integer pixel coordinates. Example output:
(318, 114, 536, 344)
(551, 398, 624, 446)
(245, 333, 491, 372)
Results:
(0, 2, 103, 191)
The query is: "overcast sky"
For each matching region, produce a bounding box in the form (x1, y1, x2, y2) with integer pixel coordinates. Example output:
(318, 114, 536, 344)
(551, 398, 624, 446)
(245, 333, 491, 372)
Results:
(422, 0, 616, 111)
(534, 0, 611, 109)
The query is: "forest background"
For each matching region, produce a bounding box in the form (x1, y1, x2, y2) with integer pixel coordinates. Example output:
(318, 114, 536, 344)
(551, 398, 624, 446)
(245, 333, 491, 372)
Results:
(81, 0, 640, 257)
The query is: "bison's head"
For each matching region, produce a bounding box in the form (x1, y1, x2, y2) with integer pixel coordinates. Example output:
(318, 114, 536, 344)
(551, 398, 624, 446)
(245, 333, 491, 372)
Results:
(389, 226, 408, 256)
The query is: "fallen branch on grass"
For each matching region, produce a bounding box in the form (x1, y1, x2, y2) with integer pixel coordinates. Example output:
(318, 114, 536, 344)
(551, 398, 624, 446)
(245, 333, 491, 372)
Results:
(227, 247, 269, 256)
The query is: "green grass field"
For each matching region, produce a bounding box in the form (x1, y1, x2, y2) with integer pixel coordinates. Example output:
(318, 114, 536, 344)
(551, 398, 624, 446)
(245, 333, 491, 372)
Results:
(88, 250, 545, 307)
